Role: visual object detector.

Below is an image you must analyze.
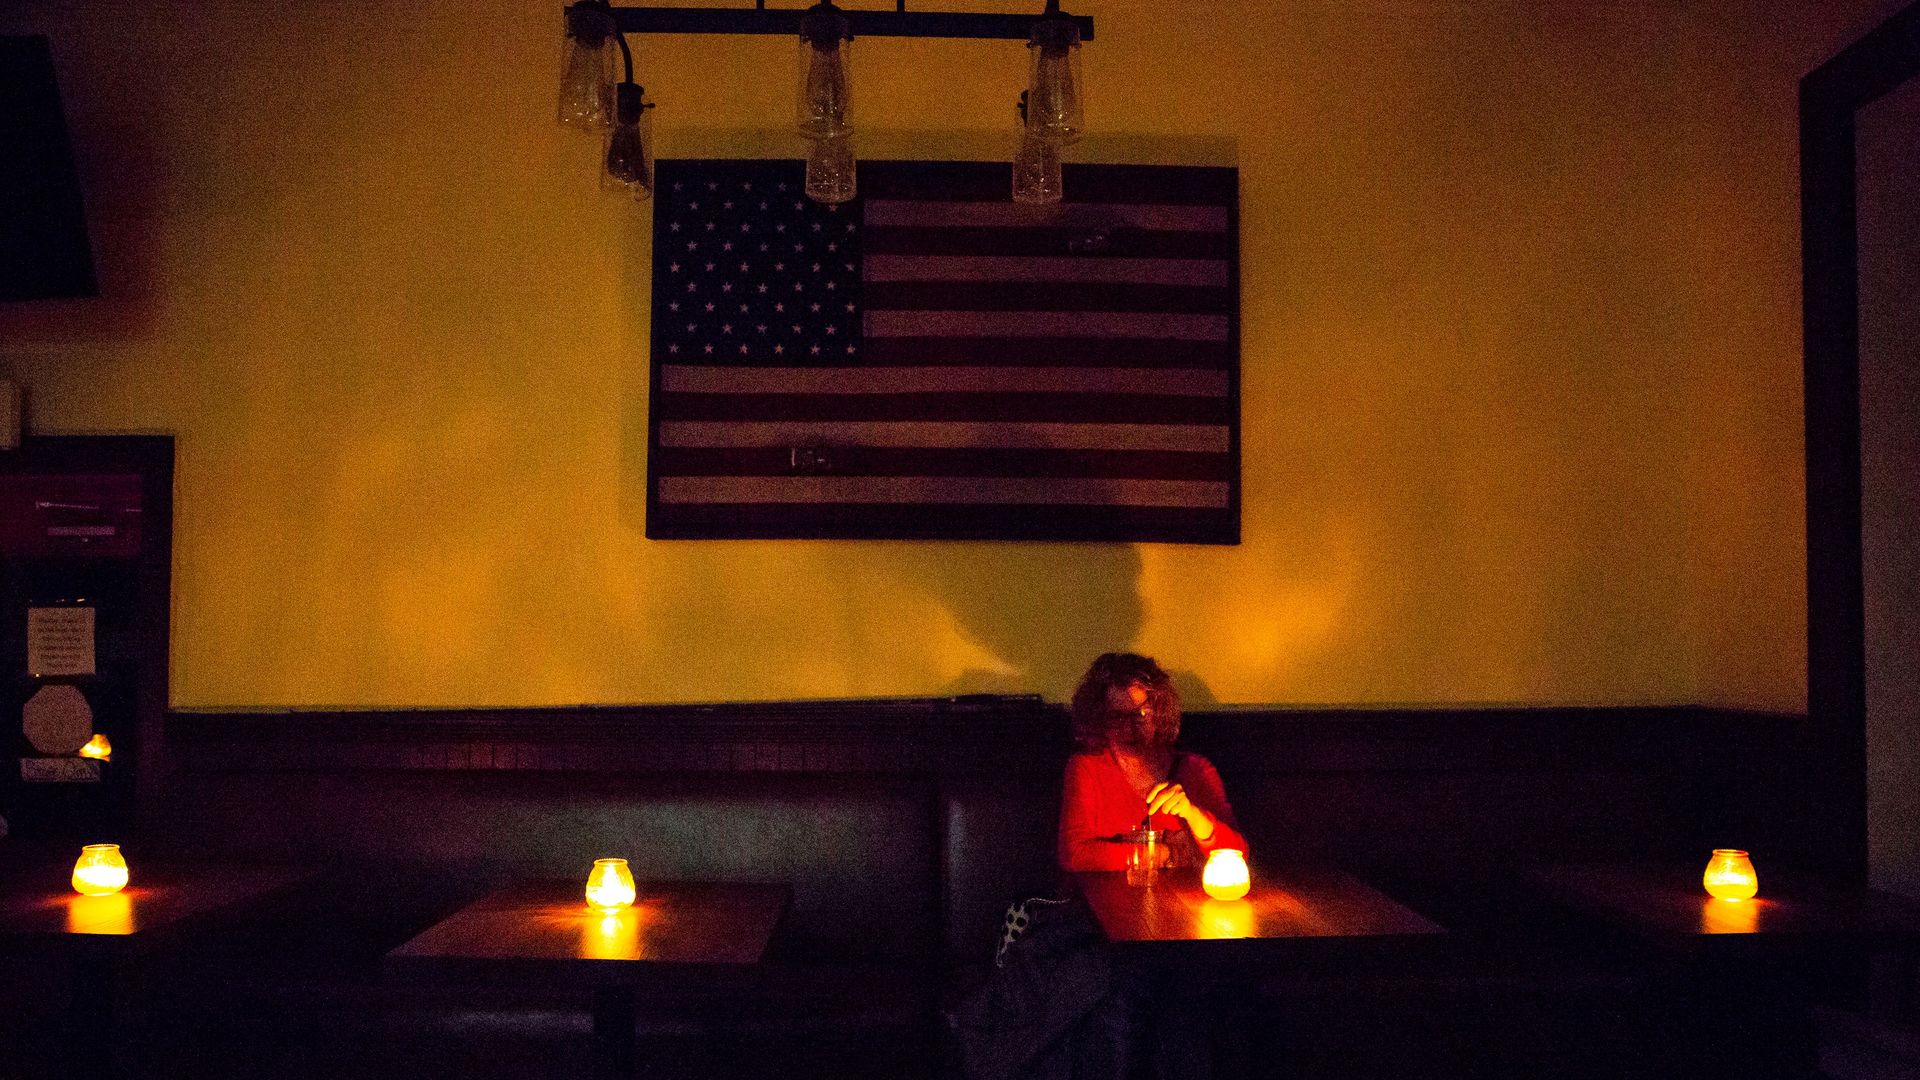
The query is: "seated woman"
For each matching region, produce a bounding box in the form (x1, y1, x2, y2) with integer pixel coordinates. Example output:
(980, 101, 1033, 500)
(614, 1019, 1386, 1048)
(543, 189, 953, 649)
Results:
(1058, 652, 1247, 872)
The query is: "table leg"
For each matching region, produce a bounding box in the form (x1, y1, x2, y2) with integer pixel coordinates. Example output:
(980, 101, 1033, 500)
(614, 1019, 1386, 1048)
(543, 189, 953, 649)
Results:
(69, 956, 127, 1079)
(592, 986, 637, 1080)
(1867, 948, 1918, 1021)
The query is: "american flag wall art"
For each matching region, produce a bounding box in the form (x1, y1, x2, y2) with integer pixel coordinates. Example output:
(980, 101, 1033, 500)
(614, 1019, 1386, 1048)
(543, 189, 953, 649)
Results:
(646, 159, 1240, 543)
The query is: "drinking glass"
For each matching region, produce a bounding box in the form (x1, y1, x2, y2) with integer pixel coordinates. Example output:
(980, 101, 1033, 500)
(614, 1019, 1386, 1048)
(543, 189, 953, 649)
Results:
(1125, 828, 1165, 887)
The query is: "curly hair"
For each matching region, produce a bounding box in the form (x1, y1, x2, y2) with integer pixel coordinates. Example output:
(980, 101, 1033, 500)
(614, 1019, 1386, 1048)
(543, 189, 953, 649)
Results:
(1069, 652, 1181, 751)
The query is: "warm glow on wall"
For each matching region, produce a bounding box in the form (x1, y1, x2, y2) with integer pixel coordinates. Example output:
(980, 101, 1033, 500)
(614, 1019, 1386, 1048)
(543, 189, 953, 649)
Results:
(585, 858, 637, 910)
(1702, 849, 1758, 901)
(1202, 848, 1250, 901)
(71, 844, 129, 896)
(4, 0, 1821, 715)
(78, 734, 112, 760)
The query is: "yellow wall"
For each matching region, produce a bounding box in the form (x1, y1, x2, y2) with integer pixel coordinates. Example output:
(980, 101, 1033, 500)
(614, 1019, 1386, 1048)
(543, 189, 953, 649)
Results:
(0, 1, 1886, 711)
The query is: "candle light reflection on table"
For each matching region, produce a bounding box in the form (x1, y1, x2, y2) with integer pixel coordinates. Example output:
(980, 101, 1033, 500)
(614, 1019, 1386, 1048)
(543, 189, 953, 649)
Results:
(582, 907, 644, 960)
(1198, 898, 1254, 939)
(66, 892, 134, 935)
(1698, 895, 1763, 934)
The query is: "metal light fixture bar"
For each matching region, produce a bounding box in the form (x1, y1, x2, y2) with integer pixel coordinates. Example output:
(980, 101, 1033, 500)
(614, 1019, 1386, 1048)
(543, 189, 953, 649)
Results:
(608, 4, 1093, 41)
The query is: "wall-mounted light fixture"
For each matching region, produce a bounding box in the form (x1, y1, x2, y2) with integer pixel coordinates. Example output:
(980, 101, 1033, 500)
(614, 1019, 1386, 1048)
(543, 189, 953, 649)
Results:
(556, 0, 1093, 205)
(796, 2, 855, 203)
(558, 1, 656, 199)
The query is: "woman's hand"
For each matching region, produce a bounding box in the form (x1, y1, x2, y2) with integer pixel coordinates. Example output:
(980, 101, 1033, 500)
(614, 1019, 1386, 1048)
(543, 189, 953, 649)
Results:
(1146, 782, 1215, 842)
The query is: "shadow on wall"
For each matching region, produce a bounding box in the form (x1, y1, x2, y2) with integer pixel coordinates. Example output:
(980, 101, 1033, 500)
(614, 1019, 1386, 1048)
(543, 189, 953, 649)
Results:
(888, 542, 1144, 698)
(870, 542, 1218, 707)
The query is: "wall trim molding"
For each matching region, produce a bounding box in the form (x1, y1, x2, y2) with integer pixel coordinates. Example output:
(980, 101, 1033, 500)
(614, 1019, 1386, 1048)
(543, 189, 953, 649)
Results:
(165, 698, 1809, 777)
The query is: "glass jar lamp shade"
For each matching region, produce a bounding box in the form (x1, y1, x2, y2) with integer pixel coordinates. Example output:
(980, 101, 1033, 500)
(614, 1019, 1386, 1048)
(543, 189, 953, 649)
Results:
(585, 858, 637, 910)
(796, 5, 852, 139)
(1024, 19, 1083, 146)
(1202, 848, 1251, 901)
(557, 3, 617, 131)
(602, 84, 655, 200)
(1012, 132, 1062, 205)
(1703, 849, 1758, 901)
(806, 132, 857, 204)
(72, 844, 129, 896)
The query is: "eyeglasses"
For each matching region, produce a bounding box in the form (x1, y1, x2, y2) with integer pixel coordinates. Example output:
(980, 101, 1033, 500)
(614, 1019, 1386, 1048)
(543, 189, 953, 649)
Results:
(1105, 705, 1152, 723)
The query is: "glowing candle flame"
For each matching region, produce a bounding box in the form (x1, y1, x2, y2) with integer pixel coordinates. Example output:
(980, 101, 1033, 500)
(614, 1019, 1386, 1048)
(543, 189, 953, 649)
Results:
(1202, 849, 1251, 901)
(1703, 849, 1758, 901)
(72, 844, 129, 896)
(584, 858, 636, 910)
(78, 734, 112, 760)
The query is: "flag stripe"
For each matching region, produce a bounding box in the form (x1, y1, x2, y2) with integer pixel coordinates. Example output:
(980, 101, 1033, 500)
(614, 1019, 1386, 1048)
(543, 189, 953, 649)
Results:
(655, 392, 1234, 425)
(864, 199, 1230, 233)
(646, 503, 1239, 544)
(863, 281, 1231, 314)
(657, 420, 1231, 453)
(858, 337, 1232, 368)
(660, 365, 1230, 396)
(863, 226, 1232, 260)
(658, 476, 1232, 509)
(650, 447, 1235, 481)
(865, 310, 1230, 341)
(864, 254, 1231, 287)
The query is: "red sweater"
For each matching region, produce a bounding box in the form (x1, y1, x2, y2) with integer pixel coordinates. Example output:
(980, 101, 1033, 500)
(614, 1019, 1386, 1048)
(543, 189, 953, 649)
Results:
(1057, 749, 1248, 872)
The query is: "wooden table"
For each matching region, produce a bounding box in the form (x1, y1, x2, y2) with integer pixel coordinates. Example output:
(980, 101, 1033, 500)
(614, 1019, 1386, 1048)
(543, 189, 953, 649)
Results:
(1530, 863, 1920, 1077)
(1073, 867, 1442, 1076)
(0, 862, 314, 948)
(0, 861, 315, 1075)
(1530, 863, 1920, 953)
(1075, 865, 1443, 958)
(386, 879, 790, 1079)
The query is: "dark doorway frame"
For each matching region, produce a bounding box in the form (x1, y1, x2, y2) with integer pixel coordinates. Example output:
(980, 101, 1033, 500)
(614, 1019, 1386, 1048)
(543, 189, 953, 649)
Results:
(1800, 1, 1920, 883)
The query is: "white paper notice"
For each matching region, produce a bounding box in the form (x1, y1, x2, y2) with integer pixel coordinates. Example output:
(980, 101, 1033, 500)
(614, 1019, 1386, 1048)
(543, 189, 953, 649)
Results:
(27, 606, 96, 677)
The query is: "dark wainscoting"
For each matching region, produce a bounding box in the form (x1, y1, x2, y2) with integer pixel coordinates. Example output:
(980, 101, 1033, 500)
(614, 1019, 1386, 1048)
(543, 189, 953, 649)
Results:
(166, 695, 1070, 777)
(163, 698, 1828, 879)
(161, 698, 1827, 960)
(166, 699, 1806, 771)
(138, 698, 1841, 1079)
